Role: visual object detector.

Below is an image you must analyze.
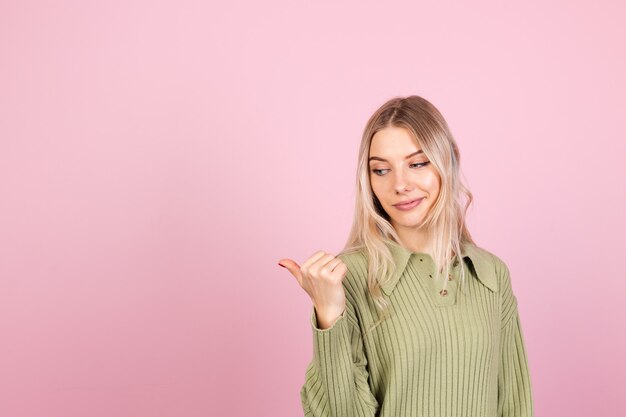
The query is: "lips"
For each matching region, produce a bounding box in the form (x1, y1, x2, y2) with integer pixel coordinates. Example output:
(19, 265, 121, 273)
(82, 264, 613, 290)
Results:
(392, 197, 424, 211)
(393, 198, 423, 206)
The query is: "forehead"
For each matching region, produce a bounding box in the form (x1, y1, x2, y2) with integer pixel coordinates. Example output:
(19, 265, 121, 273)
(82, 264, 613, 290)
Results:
(370, 126, 420, 155)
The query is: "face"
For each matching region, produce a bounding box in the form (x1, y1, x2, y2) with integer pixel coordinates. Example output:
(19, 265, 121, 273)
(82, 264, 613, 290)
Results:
(368, 126, 441, 231)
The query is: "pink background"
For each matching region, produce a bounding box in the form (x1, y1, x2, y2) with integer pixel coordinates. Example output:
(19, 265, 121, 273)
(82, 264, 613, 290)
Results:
(1, 1, 625, 416)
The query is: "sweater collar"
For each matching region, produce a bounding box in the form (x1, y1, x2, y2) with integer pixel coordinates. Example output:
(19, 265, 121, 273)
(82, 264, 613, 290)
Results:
(381, 239, 498, 296)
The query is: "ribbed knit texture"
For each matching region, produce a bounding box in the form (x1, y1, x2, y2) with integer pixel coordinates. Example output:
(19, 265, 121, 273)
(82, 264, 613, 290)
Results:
(300, 240, 533, 417)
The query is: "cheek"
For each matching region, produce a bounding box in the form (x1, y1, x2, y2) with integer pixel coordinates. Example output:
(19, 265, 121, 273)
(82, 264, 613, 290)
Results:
(422, 170, 441, 192)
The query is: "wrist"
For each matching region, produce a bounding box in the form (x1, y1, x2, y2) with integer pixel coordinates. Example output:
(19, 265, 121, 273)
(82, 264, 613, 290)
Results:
(314, 306, 345, 330)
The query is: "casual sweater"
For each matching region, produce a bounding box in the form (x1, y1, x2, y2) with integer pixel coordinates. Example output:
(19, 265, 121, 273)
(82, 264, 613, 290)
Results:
(300, 239, 533, 417)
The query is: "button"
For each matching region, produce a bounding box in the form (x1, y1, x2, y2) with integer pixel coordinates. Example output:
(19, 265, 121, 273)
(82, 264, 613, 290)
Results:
(440, 289, 448, 296)
(448, 274, 453, 281)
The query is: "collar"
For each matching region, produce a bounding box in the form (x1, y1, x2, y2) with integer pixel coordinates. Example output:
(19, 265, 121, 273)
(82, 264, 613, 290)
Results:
(381, 239, 498, 296)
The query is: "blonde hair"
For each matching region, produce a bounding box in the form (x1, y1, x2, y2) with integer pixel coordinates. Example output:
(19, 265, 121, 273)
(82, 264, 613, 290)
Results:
(338, 95, 476, 335)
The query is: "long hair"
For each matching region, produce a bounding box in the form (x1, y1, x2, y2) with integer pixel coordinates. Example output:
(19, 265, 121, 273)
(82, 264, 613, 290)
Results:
(338, 95, 476, 335)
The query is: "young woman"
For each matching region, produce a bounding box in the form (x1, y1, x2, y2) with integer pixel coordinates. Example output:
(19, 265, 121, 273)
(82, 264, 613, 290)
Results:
(278, 95, 534, 417)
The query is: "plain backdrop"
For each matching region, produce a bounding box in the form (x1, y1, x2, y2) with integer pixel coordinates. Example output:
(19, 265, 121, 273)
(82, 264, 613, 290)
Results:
(1, 1, 625, 416)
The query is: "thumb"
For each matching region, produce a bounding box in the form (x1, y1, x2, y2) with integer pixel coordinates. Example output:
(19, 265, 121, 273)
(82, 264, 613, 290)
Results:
(278, 258, 303, 286)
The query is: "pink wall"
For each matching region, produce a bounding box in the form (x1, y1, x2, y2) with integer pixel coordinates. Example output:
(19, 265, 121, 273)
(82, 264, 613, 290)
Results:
(1, 1, 625, 416)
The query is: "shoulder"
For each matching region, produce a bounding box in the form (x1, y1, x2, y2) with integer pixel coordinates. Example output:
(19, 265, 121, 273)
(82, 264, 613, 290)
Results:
(464, 243, 513, 293)
(336, 248, 368, 281)
(467, 243, 509, 272)
(337, 248, 367, 267)
(336, 248, 370, 297)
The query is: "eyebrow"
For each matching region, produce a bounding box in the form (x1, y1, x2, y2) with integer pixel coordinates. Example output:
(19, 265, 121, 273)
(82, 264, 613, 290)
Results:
(368, 150, 423, 163)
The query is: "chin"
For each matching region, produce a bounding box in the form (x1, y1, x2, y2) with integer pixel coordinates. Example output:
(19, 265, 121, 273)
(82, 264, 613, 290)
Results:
(391, 215, 425, 227)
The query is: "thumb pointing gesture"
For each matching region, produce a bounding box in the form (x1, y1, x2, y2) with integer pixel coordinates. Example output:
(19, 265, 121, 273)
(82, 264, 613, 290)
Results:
(277, 258, 304, 287)
(278, 251, 347, 329)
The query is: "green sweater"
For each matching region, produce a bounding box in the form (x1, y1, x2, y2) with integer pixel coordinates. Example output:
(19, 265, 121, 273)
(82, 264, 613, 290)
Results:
(300, 240, 533, 417)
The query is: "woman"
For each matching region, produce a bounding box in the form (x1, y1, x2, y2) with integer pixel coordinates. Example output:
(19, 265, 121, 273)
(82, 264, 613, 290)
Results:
(278, 95, 533, 417)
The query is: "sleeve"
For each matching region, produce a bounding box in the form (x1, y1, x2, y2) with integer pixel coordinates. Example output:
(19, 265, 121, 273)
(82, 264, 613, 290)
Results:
(299, 298, 379, 417)
(497, 261, 534, 417)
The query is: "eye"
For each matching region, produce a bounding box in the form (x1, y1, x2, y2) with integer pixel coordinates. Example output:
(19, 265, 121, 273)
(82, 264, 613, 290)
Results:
(371, 161, 430, 176)
(371, 168, 389, 176)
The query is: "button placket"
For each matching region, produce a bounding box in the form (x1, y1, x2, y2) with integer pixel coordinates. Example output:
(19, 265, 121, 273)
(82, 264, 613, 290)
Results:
(415, 254, 458, 306)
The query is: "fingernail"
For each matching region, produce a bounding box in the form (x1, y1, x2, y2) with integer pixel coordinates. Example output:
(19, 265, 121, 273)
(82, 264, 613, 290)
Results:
(277, 262, 286, 268)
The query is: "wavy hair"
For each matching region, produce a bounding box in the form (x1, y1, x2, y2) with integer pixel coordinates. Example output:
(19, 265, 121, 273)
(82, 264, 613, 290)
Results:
(338, 95, 476, 335)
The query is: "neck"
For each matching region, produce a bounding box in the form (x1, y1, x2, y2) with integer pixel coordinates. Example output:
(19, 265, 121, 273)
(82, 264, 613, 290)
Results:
(393, 224, 431, 255)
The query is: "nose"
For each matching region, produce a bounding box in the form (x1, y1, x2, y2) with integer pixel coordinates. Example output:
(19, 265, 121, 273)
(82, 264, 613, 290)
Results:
(393, 166, 412, 193)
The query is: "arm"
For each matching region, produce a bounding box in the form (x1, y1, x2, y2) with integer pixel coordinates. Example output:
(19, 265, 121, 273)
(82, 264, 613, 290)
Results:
(300, 296, 379, 417)
(496, 261, 534, 417)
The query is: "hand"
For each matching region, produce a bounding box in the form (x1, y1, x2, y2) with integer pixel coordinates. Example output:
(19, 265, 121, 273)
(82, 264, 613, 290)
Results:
(278, 251, 347, 329)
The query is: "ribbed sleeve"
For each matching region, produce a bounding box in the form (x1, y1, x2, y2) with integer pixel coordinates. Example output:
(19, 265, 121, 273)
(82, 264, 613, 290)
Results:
(496, 259, 534, 417)
(300, 304, 379, 417)
(497, 307, 533, 417)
